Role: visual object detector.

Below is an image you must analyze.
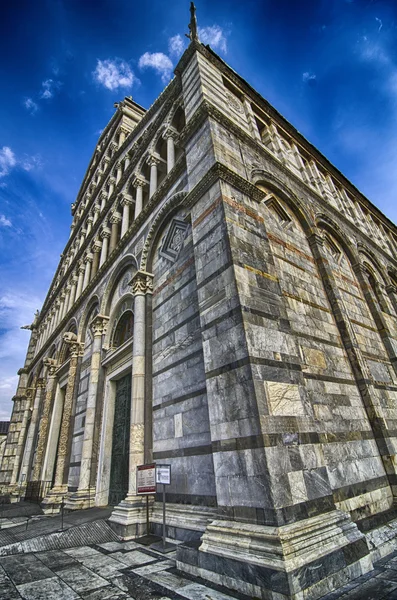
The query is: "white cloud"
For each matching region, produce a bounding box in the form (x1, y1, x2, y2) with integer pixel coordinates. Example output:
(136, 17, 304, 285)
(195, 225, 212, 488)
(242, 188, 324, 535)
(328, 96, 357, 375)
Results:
(138, 52, 174, 83)
(24, 97, 38, 115)
(375, 17, 383, 32)
(198, 25, 228, 53)
(22, 154, 43, 172)
(302, 71, 317, 85)
(168, 34, 186, 59)
(40, 79, 61, 100)
(0, 147, 16, 178)
(0, 215, 12, 227)
(93, 59, 136, 91)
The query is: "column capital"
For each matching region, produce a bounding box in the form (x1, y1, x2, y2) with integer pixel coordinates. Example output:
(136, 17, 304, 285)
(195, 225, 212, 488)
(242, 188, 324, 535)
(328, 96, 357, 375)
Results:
(120, 194, 133, 206)
(162, 125, 179, 141)
(77, 262, 86, 274)
(119, 125, 130, 136)
(110, 211, 122, 224)
(100, 226, 111, 239)
(110, 141, 118, 153)
(93, 203, 101, 214)
(146, 153, 161, 167)
(86, 215, 94, 224)
(386, 284, 397, 295)
(129, 270, 154, 296)
(131, 175, 146, 188)
(100, 190, 108, 201)
(108, 176, 116, 185)
(90, 314, 110, 337)
(85, 252, 94, 263)
(92, 240, 102, 253)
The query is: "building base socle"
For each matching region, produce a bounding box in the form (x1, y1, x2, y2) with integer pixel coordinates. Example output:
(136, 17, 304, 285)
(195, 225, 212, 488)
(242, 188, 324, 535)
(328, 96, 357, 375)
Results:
(177, 510, 373, 600)
(151, 502, 217, 542)
(108, 496, 150, 539)
(41, 485, 68, 513)
(64, 487, 96, 510)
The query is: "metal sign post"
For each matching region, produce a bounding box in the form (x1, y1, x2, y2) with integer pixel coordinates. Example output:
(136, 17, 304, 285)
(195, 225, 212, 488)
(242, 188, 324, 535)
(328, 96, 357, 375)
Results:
(136, 463, 156, 536)
(151, 464, 174, 553)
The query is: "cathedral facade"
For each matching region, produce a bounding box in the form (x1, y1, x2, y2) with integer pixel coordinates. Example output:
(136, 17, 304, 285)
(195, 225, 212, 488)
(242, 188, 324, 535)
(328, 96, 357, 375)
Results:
(2, 26, 397, 600)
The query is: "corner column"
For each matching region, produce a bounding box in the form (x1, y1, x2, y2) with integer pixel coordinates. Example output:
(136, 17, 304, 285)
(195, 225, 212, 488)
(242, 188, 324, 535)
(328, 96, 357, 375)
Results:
(109, 270, 153, 536)
(42, 335, 84, 508)
(67, 315, 109, 509)
(133, 176, 145, 219)
(31, 359, 58, 481)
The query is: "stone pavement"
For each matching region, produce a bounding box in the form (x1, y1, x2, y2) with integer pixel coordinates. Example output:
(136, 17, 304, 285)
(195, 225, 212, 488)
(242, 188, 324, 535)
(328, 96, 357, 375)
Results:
(1, 537, 397, 600)
(1, 538, 397, 600)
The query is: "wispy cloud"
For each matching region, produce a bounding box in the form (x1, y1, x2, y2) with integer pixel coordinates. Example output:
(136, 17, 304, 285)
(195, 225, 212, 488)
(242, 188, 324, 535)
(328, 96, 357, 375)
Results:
(198, 25, 228, 53)
(40, 78, 61, 100)
(21, 154, 43, 172)
(168, 34, 186, 59)
(24, 97, 38, 115)
(0, 147, 16, 178)
(93, 59, 137, 91)
(0, 215, 12, 227)
(302, 71, 317, 86)
(138, 52, 174, 83)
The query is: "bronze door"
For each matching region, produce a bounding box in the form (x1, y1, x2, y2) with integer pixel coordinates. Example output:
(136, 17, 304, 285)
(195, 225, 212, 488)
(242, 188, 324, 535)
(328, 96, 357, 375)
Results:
(109, 373, 131, 505)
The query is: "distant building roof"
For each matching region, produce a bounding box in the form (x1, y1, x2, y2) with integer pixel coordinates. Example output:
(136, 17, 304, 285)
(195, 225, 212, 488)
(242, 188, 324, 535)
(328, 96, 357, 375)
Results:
(0, 422, 10, 435)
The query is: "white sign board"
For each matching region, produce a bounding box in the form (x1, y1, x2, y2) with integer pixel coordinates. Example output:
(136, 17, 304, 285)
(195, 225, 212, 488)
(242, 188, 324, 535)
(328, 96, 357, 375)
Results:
(136, 463, 156, 494)
(156, 464, 171, 485)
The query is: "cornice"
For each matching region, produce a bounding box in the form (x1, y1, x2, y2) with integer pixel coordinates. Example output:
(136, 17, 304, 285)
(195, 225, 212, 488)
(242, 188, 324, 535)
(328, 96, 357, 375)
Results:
(192, 42, 397, 235)
(192, 99, 397, 268)
(30, 157, 186, 369)
(40, 81, 182, 319)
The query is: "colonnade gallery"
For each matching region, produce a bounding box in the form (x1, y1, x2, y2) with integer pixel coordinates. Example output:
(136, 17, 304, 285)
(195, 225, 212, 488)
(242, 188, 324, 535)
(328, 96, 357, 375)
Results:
(3, 11, 397, 600)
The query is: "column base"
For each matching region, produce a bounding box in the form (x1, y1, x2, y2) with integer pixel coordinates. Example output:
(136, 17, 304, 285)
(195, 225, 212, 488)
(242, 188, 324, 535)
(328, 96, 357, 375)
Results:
(177, 510, 373, 600)
(64, 488, 96, 511)
(108, 495, 152, 539)
(41, 485, 68, 513)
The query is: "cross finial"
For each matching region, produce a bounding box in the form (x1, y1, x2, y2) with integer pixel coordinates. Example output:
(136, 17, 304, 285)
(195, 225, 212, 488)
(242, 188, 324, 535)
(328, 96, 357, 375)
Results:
(186, 2, 199, 42)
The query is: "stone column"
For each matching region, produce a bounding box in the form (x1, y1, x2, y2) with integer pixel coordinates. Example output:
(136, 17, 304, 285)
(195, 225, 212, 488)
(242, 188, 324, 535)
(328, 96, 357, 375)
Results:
(43, 335, 84, 505)
(86, 215, 93, 236)
(69, 315, 109, 508)
(147, 155, 160, 198)
(68, 276, 78, 311)
(163, 127, 178, 173)
(100, 191, 107, 211)
(109, 270, 153, 535)
(109, 212, 121, 253)
(124, 154, 130, 170)
(133, 177, 145, 220)
(75, 263, 85, 300)
(69, 222, 75, 238)
(19, 379, 45, 483)
(10, 388, 33, 486)
(83, 253, 93, 290)
(116, 162, 122, 184)
(119, 125, 129, 147)
(31, 359, 58, 481)
(100, 227, 111, 267)
(91, 242, 101, 279)
(79, 228, 87, 248)
(120, 195, 133, 237)
(93, 204, 101, 224)
(108, 176, 116, 199)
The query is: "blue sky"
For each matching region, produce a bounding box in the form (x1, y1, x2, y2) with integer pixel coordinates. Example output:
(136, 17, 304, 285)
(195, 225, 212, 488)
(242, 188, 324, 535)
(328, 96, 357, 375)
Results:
(1, 0, 397, 419)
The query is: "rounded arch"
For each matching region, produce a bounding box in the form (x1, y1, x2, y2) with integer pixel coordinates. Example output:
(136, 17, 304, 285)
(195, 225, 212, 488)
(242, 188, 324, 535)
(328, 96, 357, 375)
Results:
(315, 213, 360, 267)
(77, 294, 100, 341)
(100, 254, 138, 315)
(251, 169, 315, 237)
(140, 190, 188, 272)
(103, 293, 134, 350)
(356, 242, 389, 287)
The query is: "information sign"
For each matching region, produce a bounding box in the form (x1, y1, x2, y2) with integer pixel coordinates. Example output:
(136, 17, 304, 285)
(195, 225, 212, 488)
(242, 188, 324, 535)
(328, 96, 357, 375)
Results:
(156, 464, 171, 485)
(136, 463, 156, 494)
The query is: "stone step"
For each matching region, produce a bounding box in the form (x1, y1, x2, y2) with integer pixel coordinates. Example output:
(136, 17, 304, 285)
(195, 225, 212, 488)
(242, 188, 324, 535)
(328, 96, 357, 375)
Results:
(0, 518, 119, 556)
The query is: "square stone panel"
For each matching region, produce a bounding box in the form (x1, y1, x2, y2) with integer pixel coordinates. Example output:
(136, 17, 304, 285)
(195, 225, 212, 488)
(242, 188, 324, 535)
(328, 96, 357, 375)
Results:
(1, 554, 54, 585)
(56, 564, 109, 593)
(17, 576, 79, 600)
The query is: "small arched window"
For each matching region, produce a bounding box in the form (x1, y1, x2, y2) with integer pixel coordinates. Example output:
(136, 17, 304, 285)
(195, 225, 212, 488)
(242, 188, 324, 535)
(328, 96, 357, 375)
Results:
(367, 271, 388, 313)
(113, 311, 134, 348)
